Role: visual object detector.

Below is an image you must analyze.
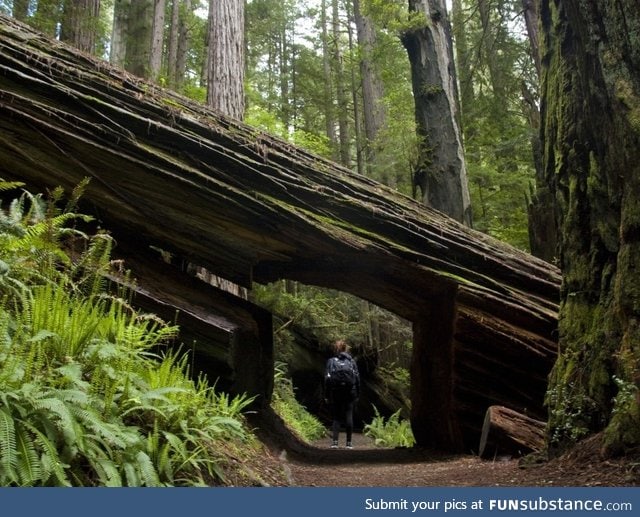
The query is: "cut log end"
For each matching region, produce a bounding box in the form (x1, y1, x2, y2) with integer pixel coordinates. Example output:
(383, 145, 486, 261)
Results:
(478, 405, 546, 460)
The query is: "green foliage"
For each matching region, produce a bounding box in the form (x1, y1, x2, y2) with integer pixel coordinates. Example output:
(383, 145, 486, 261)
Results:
(0, 182, 255, 486)
(271, 362, 325, 443)
(363, 406, 415, 448)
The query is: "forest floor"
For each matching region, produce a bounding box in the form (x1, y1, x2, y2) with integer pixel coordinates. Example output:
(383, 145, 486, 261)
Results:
(243, 429, 640, 487)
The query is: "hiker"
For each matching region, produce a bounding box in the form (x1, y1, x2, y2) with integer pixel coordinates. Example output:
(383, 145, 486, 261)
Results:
(324, 339, 360, 449)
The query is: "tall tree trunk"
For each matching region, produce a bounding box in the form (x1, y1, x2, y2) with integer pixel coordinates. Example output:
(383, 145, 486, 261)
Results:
(127, 0, 153, 78)
(346, 0, 364, 175)
(332, 0, 350, 167)
(450, 0, 473, 134)
(477, 0, 505, 99)
(61, 0, 100, 54)
(541, 0, 640, 455)
(207, 0, 245, 120)
(167, 0, 180, 88)
(149, 0, 166, 82)
(402, 0, 472, 226)
(110, 0, 130, 68)
(353, 0, 385, 176)
(12, 0, 29, 21)
(175, 0, 191, 89)
(321, 0, 338, 158)
(522, 0, 540, 76)
(522, 0, 556, 262)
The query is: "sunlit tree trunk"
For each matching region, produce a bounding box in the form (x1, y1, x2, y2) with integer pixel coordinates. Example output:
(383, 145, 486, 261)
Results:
(541, 0, 640, 455)
(402, 0, 472, 226)
(149, 0, 166, 82)
(207, 0, 245, 120)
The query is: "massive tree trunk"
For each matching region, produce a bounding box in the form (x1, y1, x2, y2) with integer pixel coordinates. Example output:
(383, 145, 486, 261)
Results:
(0, 14, 559, 451)
(541, 0, 640, 455)
(207, 0, 245, 119)
(402, 0, 472, 226)
(127, 0, 153, 78)
(110, 0, 130, 68)
(61, 0, 101, 54)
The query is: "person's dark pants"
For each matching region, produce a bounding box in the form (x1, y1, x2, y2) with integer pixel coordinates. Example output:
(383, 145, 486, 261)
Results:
(330, 396, 354, 443)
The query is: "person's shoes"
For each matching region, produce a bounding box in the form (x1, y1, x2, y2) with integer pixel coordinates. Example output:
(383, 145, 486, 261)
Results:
(331, 440, 338, 448)
(346, 442, 353, 449)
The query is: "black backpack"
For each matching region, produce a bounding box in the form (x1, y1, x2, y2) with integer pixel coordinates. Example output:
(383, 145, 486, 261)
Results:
(326, 356, 356, 390)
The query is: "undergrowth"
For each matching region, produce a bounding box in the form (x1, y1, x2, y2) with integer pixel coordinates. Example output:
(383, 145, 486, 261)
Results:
(271, 362, 326, 443)
(363, 406, 415, 448)
(0, 181, 263, 486)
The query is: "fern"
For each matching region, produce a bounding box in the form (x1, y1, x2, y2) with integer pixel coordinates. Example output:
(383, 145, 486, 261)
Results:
(135, 450, 162, 487)
(14, 422, 41, 485)
(0, 407, 18, 483)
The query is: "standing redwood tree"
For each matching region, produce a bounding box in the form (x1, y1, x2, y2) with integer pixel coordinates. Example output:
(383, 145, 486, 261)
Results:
(402, 0, 472, 226)
(207, 0, 245, 119)
(541, 0, 640, 454)
(61, 0, 101, 54)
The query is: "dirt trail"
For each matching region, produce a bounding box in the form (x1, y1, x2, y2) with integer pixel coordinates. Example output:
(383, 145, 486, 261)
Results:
(279, 434, 639, 487)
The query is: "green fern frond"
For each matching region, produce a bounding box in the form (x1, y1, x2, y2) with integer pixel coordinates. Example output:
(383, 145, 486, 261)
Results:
(0, 180, 25, 192)
(135, 450, 161, 487)
(0, 407, 18, 482)
(14, 422, 42, 486)
(23, 422, 70, 486)
(91, 457, 123, 487)
(123, 460, 140, 487)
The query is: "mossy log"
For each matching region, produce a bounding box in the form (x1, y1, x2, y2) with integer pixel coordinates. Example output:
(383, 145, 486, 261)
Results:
(0, 15, 559, 451)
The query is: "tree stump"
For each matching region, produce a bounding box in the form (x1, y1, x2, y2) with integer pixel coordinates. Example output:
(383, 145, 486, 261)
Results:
(478, 405, 546, 459)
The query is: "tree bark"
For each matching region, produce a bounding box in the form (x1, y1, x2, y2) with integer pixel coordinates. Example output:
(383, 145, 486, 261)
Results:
(110, 0, 130, 68)
(402, 0, 472, 226)
(321, 0, 338, 158)
(207, 0, 245, 120)
(61, 0, 100, 54)
(332, 0, 350, 167)
(149, 0, 166, 82)
(541, 0, 640, 455)
(353, 0, 385, 175)
(167, 0, 180, 88)
(479, 405, 546, 459)
(175, 0, 191, 89)
(126, 0, 153, 78)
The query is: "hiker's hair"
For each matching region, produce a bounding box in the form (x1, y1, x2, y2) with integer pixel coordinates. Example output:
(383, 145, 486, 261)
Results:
(333, 339, 348, 354)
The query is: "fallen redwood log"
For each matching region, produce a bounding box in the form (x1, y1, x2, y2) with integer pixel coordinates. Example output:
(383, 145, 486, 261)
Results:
(0, 15, 559, 451)
(479, 405, 546, 459)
